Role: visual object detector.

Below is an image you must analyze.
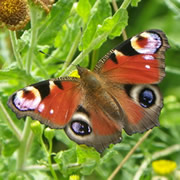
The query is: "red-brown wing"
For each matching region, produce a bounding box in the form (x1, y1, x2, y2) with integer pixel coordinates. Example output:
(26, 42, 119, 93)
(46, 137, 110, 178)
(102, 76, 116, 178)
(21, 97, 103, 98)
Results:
(94, 30, 170, 84)
(8, 77, 81, 128)
(65, 104, 122, 151)
(108, 84, 162, 135)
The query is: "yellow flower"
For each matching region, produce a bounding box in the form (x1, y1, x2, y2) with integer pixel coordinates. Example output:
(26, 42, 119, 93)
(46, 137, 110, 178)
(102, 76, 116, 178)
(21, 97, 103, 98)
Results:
(152, 160, 177, 175)
(69, 70, 80, 78)
(0, 0, 30, 30)
(69, 175, 80, 180)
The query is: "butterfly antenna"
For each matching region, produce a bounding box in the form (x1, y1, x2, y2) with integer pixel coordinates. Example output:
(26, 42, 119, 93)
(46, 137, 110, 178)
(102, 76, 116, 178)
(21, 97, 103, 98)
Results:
(39, 50, 65, 64)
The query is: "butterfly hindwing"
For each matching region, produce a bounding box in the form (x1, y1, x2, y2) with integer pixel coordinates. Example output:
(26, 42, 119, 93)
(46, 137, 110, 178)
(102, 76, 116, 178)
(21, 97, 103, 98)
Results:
(65, 104, 122, 151)
(94, 29, 170, 84)
(106, 84, 162, 135)
(8, 77, 81, 128)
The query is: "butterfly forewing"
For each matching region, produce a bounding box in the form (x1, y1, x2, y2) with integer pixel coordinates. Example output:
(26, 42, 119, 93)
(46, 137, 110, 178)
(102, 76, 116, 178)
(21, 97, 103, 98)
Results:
(8, 77, 81, 128)
(94, 29, 170, 84)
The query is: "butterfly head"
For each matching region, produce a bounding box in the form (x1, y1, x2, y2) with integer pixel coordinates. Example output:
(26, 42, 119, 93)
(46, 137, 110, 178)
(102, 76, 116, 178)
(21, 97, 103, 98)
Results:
(76, 65, 102, 90)
(76, 65, 89, 77)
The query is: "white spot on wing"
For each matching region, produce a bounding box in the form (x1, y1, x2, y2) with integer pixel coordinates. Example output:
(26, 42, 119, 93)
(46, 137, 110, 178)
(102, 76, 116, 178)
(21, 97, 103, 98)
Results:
(50, 109, 54, 114)
(145, 65, 150, 69)
(38, 103, 45, 112)
(143, 55, 154, 60)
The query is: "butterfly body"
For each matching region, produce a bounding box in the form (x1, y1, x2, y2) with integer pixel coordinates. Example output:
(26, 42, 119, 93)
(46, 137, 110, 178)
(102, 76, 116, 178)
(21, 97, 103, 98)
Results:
(8, 30, 170, 151)
(77, 65, 123, 123)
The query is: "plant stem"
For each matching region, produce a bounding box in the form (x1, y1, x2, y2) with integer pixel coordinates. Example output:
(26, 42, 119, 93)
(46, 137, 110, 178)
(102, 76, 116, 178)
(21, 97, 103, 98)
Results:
(120, 0, 131, 9)
(166, 66, 180, 75)
(133, 144, 180, 180)
(0, 100, 21, 141)
(9, 31, 23, 69)
(61, 33, 107, 76)
(26, 3, 39, 74)
(90, 49, 99, 70)
(24, 164, 59, 171)
(48, 140, 58, 180)
(39, 135, 58, 179)
(108, 129, 152, 180)
(16, 117, 33, 170)
(62, 31, 82, 70)
(112, 0, 118, 11)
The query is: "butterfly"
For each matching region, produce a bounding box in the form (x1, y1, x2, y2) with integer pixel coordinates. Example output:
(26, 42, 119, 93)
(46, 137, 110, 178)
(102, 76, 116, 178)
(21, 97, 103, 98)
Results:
(8, 30, 170, 151)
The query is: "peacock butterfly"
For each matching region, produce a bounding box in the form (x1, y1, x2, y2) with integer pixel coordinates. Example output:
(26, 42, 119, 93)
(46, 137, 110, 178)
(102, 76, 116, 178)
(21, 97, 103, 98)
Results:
(8, 30, 170, 151)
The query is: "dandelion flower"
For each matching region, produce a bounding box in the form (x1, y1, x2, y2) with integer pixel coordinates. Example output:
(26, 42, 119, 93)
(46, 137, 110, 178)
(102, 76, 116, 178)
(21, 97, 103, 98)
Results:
(152, 160, 177, 175)
(69, 175, 80, 180)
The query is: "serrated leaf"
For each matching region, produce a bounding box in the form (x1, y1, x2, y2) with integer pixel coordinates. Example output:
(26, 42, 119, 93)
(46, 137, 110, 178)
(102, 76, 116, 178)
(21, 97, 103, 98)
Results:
(0, 66, 37, 95)
(80, 160, 97, 175)
(54, 148, 80, 176)
(76, 145, 100, 164)
(77, 0, 91, 23)
(100, 149, 118, 164)
(55, 148, 77, 165)
(0, 67, 34, 82)
(95, 8, 128, 38)
(0, 67, 36, 92)
(93, 8, 128, 48)
(38, 0, 74, 45)
(109, 9, 128, 38)
(76, 145, 100, 175)
(79, 0, 112, 50)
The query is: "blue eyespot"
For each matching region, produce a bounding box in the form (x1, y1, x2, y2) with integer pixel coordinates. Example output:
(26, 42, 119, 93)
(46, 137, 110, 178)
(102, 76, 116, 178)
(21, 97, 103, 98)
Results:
(139, 88, 155, 108)
(71, 121, 92, 136)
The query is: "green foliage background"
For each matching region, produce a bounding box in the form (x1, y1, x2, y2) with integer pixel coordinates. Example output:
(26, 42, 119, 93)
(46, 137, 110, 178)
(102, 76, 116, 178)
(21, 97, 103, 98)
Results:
(0, 0, 180, 179)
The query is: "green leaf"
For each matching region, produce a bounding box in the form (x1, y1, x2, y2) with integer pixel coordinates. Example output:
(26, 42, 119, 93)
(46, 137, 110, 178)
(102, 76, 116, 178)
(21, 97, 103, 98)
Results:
(131, 0, 142, 7)
(1, 138, 20, 157)
(79, 0, 112, 50)
(94, 8, 128, 48)
(0, 66, 35, 82)
(77, 0, 92, 23)
(95, 8, 128, 37)
(76, 145, 100, 164)
(76, 145, 100, 175)
(109, 9, 128, 38)
(54, 148, 80, 177)
(55, 130, 75, 148)
(38, 0, 74, 45)
(0, 66, 36, 95)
